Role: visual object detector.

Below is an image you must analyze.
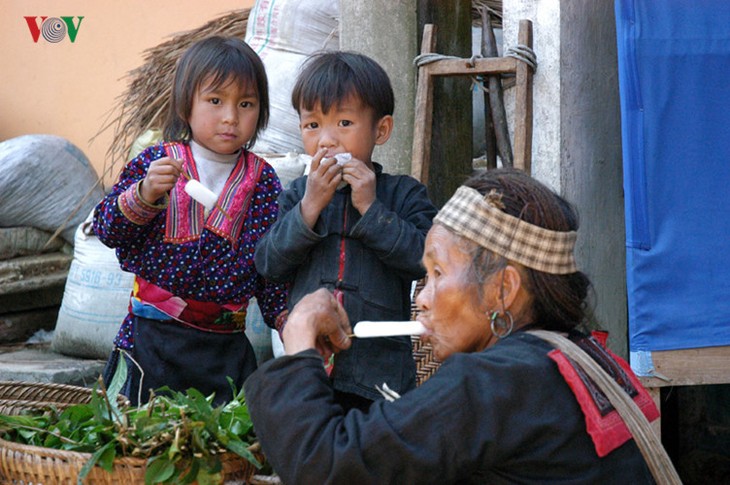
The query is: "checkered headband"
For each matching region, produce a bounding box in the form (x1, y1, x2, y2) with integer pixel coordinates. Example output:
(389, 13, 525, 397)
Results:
(433, 186, 578, 274)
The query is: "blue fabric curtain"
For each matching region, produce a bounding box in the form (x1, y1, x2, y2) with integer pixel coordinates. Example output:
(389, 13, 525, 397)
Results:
(615, 0, 730, 356)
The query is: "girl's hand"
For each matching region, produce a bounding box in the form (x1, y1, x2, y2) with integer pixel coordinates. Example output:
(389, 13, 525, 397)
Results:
(342, 157, 376, 215)
(140, 157, 183, 204)
(283, 288, 352, 357)
(300, 148, 342, 228)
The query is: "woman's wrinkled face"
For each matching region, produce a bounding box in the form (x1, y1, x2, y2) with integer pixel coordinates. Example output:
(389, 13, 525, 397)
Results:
(416, 224, 495, 361)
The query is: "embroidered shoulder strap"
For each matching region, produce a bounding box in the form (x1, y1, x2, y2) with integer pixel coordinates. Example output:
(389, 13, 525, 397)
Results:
(161, 142, 264, 246)
(163, 142, 203, 243)
(528, 330, 681, 485)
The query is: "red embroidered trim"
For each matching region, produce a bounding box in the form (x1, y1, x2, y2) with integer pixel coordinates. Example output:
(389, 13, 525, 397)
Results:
(162, 143, 264, 247)
(548, 345, 659, 457)
(118, 183, 167, 225)
(274, 309, 290, 343)
(135, 276, 246, 333)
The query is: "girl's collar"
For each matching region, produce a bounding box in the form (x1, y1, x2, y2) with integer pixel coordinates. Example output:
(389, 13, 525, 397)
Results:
(190, 140, 241, 164)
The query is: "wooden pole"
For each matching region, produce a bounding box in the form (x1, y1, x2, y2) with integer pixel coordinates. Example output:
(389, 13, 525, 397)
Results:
(483, 8, 513, 167)
(513, 19, 534, 173)
(479, 8, 497, 169)
(417, 0, 472, 207)
(411, 24, 436, 184)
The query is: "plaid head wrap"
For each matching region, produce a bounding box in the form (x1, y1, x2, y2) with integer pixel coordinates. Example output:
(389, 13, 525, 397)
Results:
(434, 186, 578, 274)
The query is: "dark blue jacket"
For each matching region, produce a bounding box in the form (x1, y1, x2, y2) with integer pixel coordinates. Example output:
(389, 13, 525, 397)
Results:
(254, 163, 437, 400)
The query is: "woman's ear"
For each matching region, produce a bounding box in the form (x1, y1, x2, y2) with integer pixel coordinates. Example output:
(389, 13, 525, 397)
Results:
(374, 115, 394, 146)
(483, 265, 524, 312)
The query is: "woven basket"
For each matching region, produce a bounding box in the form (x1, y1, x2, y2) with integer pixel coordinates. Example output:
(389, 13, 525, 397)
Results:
(411, 336, 441, 387)
(409, 280, 442, 386)
(0, 438, 257, 484)
(0, 381, 130, 416)
(0, 382, 260, 484)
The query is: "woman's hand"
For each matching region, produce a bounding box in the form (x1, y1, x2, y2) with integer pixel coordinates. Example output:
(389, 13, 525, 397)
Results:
(140, 157, 183, 204)
(283, 288, 352, 358)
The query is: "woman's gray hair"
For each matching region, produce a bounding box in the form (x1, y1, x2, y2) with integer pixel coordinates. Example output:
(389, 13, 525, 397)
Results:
(453, 236, 508, 302)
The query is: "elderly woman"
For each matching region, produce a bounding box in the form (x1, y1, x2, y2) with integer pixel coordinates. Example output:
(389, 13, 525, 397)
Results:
(244, 168, 658, 484)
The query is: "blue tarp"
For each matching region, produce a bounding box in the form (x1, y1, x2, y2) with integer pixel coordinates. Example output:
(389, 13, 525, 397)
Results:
(615, 0, 730, 363)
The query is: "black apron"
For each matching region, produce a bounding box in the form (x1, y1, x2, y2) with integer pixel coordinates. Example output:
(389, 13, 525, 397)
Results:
(105, 316, 257, 406)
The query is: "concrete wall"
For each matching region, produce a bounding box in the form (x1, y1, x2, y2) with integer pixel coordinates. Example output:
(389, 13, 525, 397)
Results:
(340, 1, 417, 176)
(1, 1, 254, 187)
(505, 0, 627, 356)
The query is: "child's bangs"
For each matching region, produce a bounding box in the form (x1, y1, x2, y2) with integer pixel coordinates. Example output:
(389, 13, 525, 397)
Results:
(299, 75, 358, 114)
(204, 55, 258, 93)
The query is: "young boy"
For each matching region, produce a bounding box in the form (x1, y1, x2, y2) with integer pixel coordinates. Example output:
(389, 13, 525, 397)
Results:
(254, 51, 437, 412)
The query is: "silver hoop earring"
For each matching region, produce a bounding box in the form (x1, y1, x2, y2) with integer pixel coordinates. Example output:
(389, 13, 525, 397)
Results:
(489, 311, 514, 339)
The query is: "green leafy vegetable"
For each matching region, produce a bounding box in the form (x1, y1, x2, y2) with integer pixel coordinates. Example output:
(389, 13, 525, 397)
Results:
(0, 365, 261, 484)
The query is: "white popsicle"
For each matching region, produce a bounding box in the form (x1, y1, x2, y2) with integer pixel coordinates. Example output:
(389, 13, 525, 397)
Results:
(184, 179, 218, 211)
(334, 152, 352, 165)
(353, 321, 426, 338)
(334, 153, 351, 189)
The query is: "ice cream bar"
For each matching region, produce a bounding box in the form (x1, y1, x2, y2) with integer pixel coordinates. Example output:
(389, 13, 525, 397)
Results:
(334, 153, 351, 189)
(334, 153, 352, 165)
(184, 179, 218, 211)
(353, 321, 426, 338)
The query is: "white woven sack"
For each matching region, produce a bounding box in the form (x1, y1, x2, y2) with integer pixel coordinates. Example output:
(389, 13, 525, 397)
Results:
(245, 0, 340, 154)
(51, 212, 134, 359)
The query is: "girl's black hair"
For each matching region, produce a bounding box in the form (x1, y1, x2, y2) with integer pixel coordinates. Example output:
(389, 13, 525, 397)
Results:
(291, 51, 394, 121)
(463, 168, 593, 332)
(163, 36, 269, 149)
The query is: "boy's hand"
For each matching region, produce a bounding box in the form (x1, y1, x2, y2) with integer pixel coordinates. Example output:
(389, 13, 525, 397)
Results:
(342, 157, 376, 215)
(140, 157, 183, 204)
(301, 148, 342, 228)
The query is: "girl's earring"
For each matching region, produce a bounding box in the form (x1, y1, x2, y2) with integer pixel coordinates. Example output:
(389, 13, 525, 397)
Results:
(489, 311, 514, 339)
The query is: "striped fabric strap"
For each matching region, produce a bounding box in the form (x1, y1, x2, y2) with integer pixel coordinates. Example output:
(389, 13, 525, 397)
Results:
(434, 186, 578, 274)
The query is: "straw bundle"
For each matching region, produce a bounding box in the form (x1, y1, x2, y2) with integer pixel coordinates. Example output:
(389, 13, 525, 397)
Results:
(95, 9, 250, 186)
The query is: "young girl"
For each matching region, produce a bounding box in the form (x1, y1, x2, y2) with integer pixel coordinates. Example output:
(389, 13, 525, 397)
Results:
(94, 36, 287, 406)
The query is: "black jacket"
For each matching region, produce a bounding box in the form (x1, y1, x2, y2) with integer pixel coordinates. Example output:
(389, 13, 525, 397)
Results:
(245, 332, 656, 484)
(254, 163, 437, 399)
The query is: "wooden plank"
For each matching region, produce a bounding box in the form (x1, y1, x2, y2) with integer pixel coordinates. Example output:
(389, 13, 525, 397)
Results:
(0, 253, 72, 295)
(0, 308, 57, 344)
(0, 286, 65, 314)
(638, 346, 730, 388)
(638, 345, 730, 441)
(423, 56, 517, 77)
(513, 19, 534, 173)
(411, 24, 437, 184)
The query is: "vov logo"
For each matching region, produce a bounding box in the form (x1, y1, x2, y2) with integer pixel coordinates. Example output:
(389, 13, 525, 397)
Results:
(24, 16, 84, 43)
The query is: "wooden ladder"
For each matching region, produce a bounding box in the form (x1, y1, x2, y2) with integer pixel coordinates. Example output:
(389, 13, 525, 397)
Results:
(411, 19, 535, 184)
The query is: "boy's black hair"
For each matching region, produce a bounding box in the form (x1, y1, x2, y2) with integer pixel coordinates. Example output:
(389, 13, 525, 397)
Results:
(291, 51, 394, 120)
(163, 36, 269, 149)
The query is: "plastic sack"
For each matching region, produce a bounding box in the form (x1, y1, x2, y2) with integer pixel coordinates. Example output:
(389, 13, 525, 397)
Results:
(128, 128, 162, 161)
(244, 298, 274, 365)
(0, 227, 67, 260)
(245, 0, 340, 154)
(0, 135, 105, 245)
(261, 152, 307, 189)
(51, 212, 135, 359)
